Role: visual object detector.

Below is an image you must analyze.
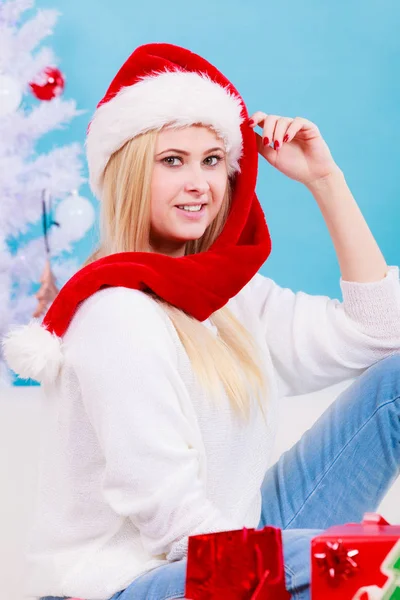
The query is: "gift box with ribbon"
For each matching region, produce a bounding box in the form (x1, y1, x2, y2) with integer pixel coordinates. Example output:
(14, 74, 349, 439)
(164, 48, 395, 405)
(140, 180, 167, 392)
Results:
(185, 526, 291, 599)
(311, 513, 400, 599)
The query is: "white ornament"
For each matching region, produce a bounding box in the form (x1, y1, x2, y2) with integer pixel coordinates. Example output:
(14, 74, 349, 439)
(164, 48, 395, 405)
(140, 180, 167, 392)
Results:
(55, 190, 95, 242)
(0, 74, 22, 116)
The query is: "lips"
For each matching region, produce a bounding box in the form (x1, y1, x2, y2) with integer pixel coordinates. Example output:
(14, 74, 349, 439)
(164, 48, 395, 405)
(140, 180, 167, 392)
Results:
(176, 205, 205, 211)
(175, 203, 208, 208)
(175, 204, 207, 217)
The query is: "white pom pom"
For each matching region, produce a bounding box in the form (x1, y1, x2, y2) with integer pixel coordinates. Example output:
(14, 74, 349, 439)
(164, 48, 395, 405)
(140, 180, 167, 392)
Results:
(2, 320, 64, 384)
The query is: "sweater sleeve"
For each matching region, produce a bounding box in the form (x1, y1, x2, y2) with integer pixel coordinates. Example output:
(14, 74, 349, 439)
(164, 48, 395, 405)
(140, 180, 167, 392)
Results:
(67, 288, 234, 562)
(245, 265, 400, 398)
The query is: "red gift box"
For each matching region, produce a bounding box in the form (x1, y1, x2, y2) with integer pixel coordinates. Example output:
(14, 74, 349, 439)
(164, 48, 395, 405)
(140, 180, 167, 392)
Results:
(311, 513, 400, 599)
(185, 526, 291, 599)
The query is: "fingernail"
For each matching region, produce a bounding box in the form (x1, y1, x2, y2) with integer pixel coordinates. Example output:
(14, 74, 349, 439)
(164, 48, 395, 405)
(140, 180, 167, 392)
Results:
(263, 137, 270, 146)
(274, 140, 280, 150)
(283, 134, 289, 143)
(248, 119, 254, 125)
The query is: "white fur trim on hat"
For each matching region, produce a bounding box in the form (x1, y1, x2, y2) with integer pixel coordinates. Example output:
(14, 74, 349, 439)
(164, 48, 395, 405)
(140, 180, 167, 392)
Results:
(2, 320, 63, 385)
(86, 70, 244, 199)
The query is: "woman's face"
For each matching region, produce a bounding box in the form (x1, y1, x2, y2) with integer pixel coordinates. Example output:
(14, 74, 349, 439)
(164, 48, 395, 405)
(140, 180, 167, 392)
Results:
(150, 125, 228, 257)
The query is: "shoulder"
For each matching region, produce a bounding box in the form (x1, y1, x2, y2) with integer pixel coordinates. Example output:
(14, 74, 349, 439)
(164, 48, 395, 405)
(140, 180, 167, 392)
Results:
(240, 272, 274, 294)
(227, 272, 297, 331)
(64, 286, 175, 351)
(230, 272, 277, 309)
(74, 285, 162, 318)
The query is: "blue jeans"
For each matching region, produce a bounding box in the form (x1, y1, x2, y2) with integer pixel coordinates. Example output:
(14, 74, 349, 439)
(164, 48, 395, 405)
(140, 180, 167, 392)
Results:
(41, 353, 400, 600)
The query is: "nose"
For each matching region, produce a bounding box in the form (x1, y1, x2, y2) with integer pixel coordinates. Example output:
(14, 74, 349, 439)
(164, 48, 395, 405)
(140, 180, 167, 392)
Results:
(184, 165, 210, 196)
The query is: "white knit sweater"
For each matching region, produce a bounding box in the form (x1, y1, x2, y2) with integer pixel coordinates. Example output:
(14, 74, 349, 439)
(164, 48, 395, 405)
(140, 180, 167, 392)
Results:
(25, 267, 400, 600)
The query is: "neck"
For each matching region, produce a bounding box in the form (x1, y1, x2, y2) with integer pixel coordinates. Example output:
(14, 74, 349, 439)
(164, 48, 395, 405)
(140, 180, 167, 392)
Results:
(149, 238, 186, 258)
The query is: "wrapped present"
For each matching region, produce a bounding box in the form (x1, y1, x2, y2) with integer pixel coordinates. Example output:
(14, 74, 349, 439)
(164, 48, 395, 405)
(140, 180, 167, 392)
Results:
(311, 512, 400, 599)
(185, 526, 291, 599)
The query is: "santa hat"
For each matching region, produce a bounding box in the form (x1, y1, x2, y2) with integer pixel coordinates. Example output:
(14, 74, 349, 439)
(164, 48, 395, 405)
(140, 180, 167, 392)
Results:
(86, 44, 245, 199)
(2, 42, 272, 385)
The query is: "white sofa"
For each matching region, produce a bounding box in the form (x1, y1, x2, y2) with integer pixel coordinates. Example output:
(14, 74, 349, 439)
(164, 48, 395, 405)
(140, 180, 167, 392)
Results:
(1, 381, 399, 600)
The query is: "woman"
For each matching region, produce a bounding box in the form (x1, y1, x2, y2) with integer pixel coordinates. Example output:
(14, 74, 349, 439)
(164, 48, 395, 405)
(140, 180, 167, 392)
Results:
(3, 42, 400, 600)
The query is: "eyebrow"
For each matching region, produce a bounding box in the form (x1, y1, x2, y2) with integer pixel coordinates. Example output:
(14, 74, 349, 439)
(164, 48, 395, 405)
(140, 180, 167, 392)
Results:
(156, 147, 225, 157)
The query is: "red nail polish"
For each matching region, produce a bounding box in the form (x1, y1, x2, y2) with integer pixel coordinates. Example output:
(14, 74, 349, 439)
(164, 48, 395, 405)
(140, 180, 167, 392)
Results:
(248, 119, 254, 125)
(263, 137, 270, 146)
(283, 134, 289, 143)
(274, 140, 280, 150)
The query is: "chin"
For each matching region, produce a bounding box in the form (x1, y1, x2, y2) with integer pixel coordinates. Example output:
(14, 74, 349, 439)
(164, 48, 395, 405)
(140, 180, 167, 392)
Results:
(172, 224, 209, 239)
(177, 231, 207, 243)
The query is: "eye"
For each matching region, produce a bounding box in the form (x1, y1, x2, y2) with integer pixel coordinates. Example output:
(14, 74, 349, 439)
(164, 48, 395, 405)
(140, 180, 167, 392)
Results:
(161, 155, 223, 167)
(204, 155, 223, 166)
(162, 156, 182, 166)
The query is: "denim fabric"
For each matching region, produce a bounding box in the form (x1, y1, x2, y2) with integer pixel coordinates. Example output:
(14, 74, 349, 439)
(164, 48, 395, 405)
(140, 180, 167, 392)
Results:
(41, 353, 400, 600)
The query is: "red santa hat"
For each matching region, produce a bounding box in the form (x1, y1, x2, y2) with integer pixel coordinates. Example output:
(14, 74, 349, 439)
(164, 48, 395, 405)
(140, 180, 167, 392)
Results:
(2, 42, 272, 385)
(86, 45, 245, 199)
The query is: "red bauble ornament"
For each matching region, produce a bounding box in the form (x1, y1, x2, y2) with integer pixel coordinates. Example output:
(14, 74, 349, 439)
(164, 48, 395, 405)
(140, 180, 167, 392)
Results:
(29, 67, 65, 101)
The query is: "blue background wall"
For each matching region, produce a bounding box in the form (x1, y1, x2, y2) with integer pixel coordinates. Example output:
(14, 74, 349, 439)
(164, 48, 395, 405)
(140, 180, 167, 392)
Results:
(32, 0, 399, 297)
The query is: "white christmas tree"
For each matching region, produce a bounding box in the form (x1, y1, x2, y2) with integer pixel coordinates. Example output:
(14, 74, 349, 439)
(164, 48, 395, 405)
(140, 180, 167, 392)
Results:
(0, 0, 95, 386)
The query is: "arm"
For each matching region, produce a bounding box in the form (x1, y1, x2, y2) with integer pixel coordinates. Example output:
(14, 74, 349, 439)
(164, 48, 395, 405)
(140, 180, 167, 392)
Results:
(246, 116, 399, 396)
(67, 288, 234, 561)
(306, 167, 389, 283)
(246, 266, 400, 398)
(244, 165, 400, 397)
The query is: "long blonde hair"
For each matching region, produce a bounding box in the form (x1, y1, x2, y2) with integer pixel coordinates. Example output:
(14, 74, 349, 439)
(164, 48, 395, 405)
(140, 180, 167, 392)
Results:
(84, 127, 269, 421)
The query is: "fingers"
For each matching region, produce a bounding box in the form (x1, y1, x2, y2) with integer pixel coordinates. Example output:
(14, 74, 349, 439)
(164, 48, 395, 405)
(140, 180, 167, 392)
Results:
(248, 112, 297, 150)
(254, 132, 275, 162)
(284, 117, 310, 142)
(272, 117, 293, 150)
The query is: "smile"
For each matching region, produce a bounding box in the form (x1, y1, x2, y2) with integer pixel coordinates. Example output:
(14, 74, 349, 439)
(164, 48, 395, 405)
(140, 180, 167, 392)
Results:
(176, 204, 205, 212)
(175, 204, 207, 219)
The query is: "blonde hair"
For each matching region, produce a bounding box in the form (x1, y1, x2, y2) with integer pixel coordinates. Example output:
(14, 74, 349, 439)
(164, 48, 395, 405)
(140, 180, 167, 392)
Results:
(84, 127, 269, 422)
